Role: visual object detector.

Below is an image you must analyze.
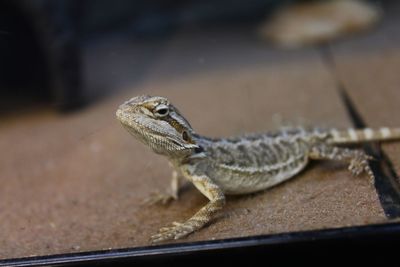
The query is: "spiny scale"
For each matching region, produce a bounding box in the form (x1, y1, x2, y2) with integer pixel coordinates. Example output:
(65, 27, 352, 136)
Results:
(116, 95, 400, 243)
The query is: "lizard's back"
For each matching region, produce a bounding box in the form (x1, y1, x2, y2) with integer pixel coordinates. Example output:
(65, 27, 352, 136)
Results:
(198, 128, 318, 195)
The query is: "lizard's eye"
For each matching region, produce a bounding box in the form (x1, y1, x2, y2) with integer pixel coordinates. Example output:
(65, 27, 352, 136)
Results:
(154, 104, 169, 117)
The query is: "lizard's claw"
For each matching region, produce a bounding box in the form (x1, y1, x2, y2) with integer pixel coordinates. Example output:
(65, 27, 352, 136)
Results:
(150, 221, 193, 243)
(141, 191, 177, 206)
(158, 221, 183, 232)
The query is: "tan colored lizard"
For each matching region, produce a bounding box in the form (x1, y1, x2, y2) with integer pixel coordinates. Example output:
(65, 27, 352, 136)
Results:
(116, 95, 400, 243)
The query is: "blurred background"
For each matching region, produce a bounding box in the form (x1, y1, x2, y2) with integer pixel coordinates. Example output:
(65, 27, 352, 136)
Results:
(0, 0, 384, 112)
(1, 0, 285, 111)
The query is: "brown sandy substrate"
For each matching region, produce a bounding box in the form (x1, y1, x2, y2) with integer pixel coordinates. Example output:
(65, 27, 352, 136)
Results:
(1, 21, 399, 259)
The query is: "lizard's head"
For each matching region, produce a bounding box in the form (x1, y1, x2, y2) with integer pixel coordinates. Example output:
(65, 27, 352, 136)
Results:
(116, 95, 199, 158)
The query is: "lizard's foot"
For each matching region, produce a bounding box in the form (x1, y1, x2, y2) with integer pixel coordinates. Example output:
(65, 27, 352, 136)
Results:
(348, 153, 375, 185)
(348, 153, 373, 176)
(150, 221, 195, 243)
(142, 191, 177, 206)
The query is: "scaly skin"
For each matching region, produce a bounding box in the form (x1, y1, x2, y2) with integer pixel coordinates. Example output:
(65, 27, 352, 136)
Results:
(116, 95, 400, 243)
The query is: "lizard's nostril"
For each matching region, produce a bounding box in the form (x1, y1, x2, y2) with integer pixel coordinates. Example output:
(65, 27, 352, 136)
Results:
(116, 109, 123, 119)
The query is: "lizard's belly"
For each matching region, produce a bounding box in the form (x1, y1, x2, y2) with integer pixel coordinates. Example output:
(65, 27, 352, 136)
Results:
(210, 156, 309, 195)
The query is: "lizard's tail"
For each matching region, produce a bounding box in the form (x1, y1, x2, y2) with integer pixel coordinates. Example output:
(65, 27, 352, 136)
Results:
(330, 127, 400, 144)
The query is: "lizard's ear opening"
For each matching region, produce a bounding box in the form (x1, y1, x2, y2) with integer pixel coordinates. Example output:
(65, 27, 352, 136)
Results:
(181, 130, 197, 147)
(182, 130, 189, 142)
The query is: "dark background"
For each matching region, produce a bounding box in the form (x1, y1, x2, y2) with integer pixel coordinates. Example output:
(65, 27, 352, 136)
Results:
(0, 0, 287, 111)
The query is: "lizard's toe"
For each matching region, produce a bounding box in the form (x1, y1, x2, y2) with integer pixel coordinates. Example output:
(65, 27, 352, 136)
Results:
(141, 191, 176, 206)
(150, 223, 193, 243)
(158, 221, 182, 233)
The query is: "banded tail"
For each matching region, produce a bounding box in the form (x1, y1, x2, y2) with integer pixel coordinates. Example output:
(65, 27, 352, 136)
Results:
(330, 127, 400, 144)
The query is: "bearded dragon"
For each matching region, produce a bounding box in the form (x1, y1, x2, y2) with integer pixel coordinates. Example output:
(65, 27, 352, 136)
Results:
(116, 95, 400, 243)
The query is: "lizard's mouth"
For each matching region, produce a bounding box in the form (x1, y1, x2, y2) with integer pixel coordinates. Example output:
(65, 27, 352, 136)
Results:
(116, 107, 144, 137)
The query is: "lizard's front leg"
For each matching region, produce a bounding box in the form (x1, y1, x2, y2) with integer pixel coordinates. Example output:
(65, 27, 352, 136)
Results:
(151, 166, 225, 243)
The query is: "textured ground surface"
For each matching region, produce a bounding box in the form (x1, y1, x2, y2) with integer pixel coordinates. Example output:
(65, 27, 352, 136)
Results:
(1, 4, 400, 260)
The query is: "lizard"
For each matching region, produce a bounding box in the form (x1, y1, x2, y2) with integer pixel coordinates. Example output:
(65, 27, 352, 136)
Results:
(116, 95, 400, 243)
